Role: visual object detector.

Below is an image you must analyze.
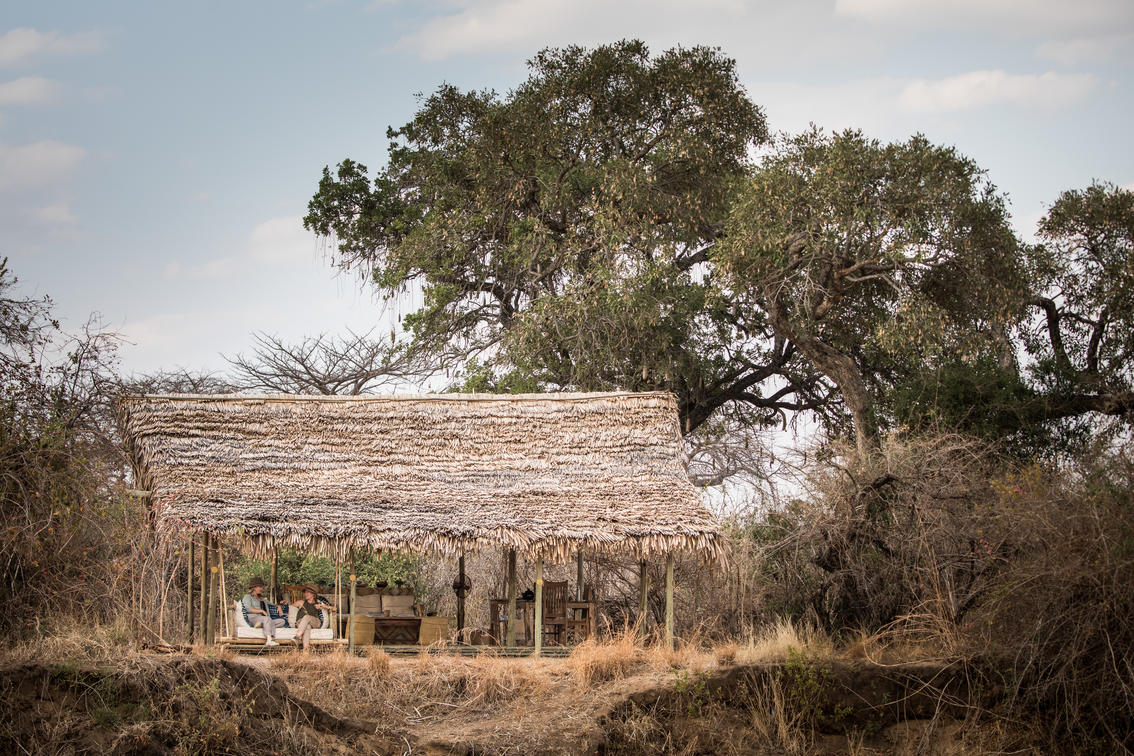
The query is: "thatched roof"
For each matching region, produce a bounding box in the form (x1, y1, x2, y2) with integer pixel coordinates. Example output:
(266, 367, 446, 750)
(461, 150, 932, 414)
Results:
(120, 392, 721, 562)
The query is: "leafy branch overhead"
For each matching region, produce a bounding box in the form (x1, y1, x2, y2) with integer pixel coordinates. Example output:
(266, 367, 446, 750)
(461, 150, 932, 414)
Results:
(304, 40, 830, 437)
(307, 39, 1133, 458)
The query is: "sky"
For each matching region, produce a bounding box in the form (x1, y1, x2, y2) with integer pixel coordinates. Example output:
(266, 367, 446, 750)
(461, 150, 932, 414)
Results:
(2, 0, 1132, 377)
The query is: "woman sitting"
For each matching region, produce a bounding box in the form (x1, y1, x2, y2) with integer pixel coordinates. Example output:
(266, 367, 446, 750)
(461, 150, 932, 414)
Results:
(241, 577, 285, 646)
(292, 585, 335, 650)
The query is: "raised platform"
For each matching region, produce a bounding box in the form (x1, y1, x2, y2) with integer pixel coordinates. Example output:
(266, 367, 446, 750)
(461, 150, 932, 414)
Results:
(219, 638, 571, 658)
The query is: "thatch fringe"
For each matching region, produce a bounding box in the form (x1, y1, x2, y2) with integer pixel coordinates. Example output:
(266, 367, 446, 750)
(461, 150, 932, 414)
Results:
(156, 523, 724, 565)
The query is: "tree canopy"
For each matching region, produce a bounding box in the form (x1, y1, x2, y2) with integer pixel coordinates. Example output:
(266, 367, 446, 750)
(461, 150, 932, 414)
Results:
(305, 40, 830, 437)
(717, 129, 1024, 456)
(307, 40, 1132, 460)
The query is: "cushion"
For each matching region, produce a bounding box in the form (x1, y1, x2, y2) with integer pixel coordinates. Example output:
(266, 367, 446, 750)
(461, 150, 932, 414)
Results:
(382, 594, 416, 617)
(234, 601, 250, 628)
(354, 594, 383, 614)
(267, 602, 288, 626)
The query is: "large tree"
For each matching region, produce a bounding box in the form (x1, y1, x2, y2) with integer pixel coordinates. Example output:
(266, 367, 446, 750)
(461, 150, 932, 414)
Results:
(717, 130, 1024, 457)
(305, 41, 827, 434)
(1022, 182, 1134, 425)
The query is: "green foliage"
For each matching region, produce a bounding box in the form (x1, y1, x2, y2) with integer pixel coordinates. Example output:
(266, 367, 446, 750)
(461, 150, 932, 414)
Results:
(778, 647, 833, 726)
(1029, 182, 1134, 387)
(673, 668, 710, 717)
(230, 548, 419, 591)
(718, 129, 1025, 452)
(306, 40, 827, 436)
(889, 357, 1059, 453)
(448, 359, 539, 394)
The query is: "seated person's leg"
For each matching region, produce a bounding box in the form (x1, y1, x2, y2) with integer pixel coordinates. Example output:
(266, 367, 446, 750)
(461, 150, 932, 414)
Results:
(250, 615, 275, 638)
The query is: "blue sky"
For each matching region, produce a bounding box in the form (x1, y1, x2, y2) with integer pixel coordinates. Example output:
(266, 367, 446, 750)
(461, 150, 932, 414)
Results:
(3, 0, 1132, 376)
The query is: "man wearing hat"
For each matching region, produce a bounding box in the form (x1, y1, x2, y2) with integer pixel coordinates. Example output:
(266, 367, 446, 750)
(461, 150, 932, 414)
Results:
(242, 577, 285, 646)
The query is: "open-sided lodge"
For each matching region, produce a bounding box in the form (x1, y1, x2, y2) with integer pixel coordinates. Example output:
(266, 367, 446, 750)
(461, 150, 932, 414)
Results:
(120, 391, 722, 652)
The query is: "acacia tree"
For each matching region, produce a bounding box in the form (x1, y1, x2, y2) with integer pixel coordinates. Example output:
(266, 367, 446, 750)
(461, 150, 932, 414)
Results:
(718, 130, 1024, 458)
(225, 330, 434, 395)
(304, 41, 828, 434)
(1023, 183, 1134, 424)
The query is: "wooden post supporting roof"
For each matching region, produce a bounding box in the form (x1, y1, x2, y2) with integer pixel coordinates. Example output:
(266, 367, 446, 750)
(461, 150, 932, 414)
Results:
(576, 551, 584, 601)
(269, 549, 278, 604)
(348, 573, 357, 653)
(206, 560, 218, 645)
(457, 553, 466, 640)
(665, 553, 675, 650)
(534, 558, 544, 657)
(218, 546, 230, 639)
(638, 560, 648, 627)
(187, 535, 195, 639)
(506, 550, 517, 647)
(198, 533, 209, 644)
(334, 549, 342, 641)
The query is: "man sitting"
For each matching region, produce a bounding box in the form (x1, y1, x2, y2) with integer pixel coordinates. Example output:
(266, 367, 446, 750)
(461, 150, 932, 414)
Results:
(241, 577, 285, 646)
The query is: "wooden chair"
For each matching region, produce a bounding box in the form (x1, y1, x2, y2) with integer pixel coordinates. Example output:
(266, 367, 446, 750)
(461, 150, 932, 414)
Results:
(541, 581, 568, 645)
(565, 601, 594, 645)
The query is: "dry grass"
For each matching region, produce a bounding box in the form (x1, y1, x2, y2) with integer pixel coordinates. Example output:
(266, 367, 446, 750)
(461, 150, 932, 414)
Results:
(567, 630, 648, 685)
(2, 621, 154, 666)
(734, 618, 832, 664)
(1, 626, 1057, 755)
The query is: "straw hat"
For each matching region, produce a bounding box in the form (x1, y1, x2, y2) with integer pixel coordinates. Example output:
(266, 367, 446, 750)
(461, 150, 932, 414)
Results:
(248, 577, 266, 589)
(301, 585, 319, 596)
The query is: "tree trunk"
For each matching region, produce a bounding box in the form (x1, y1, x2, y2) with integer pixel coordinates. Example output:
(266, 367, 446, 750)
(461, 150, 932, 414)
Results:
(765, 292, 879, 458)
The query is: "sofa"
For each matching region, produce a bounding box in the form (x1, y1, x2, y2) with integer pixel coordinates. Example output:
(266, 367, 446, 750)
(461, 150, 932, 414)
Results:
(350, 590, 422, 644)
(232, 601, 336, 641)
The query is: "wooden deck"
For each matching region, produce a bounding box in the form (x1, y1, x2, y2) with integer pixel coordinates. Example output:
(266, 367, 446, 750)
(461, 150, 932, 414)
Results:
(219, 637, 572, 658)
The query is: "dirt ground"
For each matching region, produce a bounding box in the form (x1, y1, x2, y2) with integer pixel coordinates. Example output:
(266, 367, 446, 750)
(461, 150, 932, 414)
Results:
(0, 648, 1049, 755)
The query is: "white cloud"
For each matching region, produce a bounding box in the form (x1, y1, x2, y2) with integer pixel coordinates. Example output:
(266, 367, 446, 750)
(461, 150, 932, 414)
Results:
(754, 77, 907, 137)
(247, 216, 319, 265)
(163, 258, 238, 280)
(0, 140, 85, 191)
(834, 0, 1132, 32)
(160, 217, 319, 282)
(27, 202, 76, 225)
(899, 70, 1097, 113)
(395, 0, 861, 64)
(0, 76, 61, 106)
(0, 28, 105, 67)
(835, 0, 1134, 62)
(1037, 32, 1134, 64)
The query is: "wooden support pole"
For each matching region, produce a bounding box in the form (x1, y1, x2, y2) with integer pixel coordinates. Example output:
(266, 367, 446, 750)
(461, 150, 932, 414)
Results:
(206, 560, 219, 645)
(334, 549, 342, 641)
(576, 550, 584, 601)
(198, 533, 209, 644)
(505, 550, 517, 647)
(218, 545, 230, 639)
(187, 535, 195, 639)
(534, 558, 544, 658)
(348, 573, 357, 653)
(638, 560, 649, 626)
(270, 549, 278, 604)
(456, 553, 466, 641)
(665, 553, 675, 650)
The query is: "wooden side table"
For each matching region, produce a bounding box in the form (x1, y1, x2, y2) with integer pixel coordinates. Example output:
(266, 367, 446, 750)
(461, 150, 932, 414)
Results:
(418, 616, 453, 645)
(350, 614, 377, 645)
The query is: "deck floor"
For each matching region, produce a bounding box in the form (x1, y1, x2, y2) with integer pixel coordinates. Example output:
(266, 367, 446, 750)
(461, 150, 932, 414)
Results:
(219, 638, 572, 657)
